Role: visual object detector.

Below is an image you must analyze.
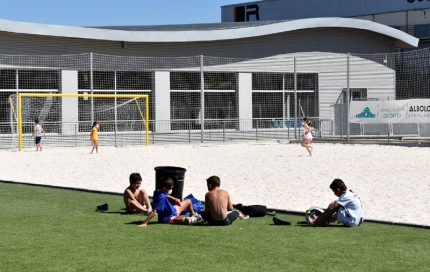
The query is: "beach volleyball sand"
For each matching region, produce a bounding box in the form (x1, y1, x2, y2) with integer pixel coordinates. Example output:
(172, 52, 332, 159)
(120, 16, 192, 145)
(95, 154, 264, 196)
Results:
(1, 142, 429, 226)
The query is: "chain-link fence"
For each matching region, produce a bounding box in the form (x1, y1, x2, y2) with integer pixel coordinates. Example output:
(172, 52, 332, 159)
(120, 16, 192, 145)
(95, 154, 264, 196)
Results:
(1, 49, 430, 149)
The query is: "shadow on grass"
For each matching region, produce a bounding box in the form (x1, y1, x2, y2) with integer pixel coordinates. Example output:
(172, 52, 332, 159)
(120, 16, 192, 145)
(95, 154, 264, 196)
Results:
(96, 208, 147, 215)
(190, 221, 222, 227)
(296, 223, 347, 228)
(269, 219, 348, 227)
(97, 211, 129, 215)
(125, 221, 211, 227)
(125, 221, 159, 226)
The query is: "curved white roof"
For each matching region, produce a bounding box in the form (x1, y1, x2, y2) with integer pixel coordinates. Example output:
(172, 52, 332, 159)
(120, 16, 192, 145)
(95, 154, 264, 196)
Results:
(0, 17, 418, 47)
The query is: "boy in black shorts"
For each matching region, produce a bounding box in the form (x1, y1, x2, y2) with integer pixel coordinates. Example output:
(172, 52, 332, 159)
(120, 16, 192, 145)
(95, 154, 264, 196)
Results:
(31, 119, 46, 151)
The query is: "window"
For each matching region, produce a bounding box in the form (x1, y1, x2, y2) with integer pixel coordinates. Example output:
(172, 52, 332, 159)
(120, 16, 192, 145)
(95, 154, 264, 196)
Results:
(0, 69, 59, 89)
(170, 72, 236, 90)
(342, 88, 367, 102)
(414, 24, 430, 38)
(252, 73, 318, 91)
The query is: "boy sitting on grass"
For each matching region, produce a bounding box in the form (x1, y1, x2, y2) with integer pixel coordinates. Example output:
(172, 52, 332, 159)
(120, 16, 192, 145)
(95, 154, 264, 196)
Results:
(139, 176, 201, 227)
(123, 173, 152, 215)
(200, 176, 239, 226)
(310, 178, 363, 227)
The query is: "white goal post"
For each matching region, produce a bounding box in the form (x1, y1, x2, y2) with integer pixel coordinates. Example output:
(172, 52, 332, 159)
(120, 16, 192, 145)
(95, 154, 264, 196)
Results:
(10, 93, 149, 150)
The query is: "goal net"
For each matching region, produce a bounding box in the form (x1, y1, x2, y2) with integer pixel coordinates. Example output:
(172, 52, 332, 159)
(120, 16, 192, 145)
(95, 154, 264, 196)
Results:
(9, 93, 149, 150)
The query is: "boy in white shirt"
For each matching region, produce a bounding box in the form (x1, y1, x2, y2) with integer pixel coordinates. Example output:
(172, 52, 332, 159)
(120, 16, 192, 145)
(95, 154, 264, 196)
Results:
(310, 179, 363, 227)
(31, 119, 46, 151)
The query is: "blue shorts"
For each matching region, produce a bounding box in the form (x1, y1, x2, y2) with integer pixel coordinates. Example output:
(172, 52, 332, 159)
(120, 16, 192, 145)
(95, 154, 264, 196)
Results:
(35, 137, 42, 144)
(337, 209, 362, 227)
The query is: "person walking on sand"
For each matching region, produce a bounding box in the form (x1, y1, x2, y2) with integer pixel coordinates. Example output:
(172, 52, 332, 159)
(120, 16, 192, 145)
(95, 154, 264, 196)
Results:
(31, 119, 46, 151)
(301, 117, 313, 156)
(90, 121, 99, 154)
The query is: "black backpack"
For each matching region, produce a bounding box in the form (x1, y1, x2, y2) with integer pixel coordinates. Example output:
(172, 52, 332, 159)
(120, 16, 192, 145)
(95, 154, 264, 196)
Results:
(236, 204, 267, 217)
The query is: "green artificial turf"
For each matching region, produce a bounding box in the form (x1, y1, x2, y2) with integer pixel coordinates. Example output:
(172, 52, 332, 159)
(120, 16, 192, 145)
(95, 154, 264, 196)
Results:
(1, 182, 429, 272)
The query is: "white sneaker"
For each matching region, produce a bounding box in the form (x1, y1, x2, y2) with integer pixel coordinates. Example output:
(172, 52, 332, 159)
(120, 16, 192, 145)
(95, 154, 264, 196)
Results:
(187, 217, 198, 224)
(146, 207, 153, 216)
(192, 213, 202, 221)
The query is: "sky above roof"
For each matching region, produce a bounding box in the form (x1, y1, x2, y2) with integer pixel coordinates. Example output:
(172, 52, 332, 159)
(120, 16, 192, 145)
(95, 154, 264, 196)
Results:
(0, 0, 247, 27)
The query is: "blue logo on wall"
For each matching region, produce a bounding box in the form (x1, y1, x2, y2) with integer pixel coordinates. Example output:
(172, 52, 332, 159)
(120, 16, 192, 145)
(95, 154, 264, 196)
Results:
(356, 107, 376, 118)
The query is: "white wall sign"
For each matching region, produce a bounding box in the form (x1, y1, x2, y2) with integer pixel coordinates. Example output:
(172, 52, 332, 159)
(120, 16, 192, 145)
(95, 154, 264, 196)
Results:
(349, 99, 430, 123)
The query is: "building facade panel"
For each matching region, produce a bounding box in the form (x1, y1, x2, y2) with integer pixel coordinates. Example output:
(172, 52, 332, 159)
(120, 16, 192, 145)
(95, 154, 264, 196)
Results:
(407, 9, 430, 25)
(373, 12, 407, 26)
(222, 0, 430, 22)
(0, 27, 395, 59)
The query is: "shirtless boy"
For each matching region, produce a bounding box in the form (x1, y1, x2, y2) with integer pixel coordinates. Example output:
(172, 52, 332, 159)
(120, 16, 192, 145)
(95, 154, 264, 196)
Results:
(123, 173, 152, 215)
(201, 176, 239, 226)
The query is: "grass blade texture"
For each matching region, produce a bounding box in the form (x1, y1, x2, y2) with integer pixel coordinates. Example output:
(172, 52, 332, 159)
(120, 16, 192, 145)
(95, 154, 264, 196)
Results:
(1, 182, 429, 272)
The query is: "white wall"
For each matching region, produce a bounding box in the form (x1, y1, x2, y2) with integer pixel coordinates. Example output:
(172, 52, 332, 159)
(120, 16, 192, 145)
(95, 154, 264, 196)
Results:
(61, 70, 78, 135)
(153, 71, 171, 132)
(238, 73, 253, 130)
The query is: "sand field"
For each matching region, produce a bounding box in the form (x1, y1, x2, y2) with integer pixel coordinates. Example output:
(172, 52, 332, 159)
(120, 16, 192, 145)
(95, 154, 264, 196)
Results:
(1, 142, 429, 226)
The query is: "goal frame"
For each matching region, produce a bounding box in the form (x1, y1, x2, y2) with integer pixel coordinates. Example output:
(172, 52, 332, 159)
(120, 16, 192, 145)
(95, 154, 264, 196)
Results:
(14, 93, 149, 150)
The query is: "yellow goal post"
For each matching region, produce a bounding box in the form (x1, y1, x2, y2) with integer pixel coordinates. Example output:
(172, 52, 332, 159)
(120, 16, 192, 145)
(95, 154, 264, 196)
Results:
(10, 93, 149, 150)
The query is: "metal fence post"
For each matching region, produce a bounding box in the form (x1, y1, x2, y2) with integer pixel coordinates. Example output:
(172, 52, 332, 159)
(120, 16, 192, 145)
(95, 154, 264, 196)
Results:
(388, 123, 391, 143)
(282, 73, 286, 130)
(294, 57, 298, 140)
(347, 53, 350, 142)
(340, 103, 344, 141)
(223, 121, 225, 142)
(15, 69, 19, 148)
(75, 123, 77, 147)
(90, 52, 94, 124)
(200, 55, 205, 143)
(189, 120, 191, 143)
(256, 120, 259, 141)
(152, 125, 155, 144)
(9, 106, 15, 148)
(114, 70, 118, 147)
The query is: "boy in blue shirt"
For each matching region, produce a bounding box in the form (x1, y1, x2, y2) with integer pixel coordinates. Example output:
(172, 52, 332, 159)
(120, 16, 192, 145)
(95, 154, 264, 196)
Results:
(139, 176, 201, 227)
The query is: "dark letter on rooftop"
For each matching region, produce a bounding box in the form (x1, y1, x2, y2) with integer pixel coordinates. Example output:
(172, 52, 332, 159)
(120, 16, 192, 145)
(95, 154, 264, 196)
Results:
(246, 4, 260, 21)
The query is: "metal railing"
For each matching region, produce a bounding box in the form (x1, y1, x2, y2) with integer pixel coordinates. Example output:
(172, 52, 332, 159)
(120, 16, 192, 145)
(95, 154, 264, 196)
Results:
(3, 118, 429, 149)
(0, 118, 337, 149)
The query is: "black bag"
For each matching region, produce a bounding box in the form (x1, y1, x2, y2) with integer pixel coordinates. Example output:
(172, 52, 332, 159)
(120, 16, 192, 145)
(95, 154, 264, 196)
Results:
(241, 205, 267, 217)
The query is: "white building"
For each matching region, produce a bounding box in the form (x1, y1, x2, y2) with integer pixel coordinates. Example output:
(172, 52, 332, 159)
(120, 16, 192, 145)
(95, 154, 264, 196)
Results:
(0, 13, 420, 144)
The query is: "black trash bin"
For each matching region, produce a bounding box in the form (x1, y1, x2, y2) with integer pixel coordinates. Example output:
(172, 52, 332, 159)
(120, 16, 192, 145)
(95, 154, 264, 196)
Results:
(154, 166, 187, 200)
